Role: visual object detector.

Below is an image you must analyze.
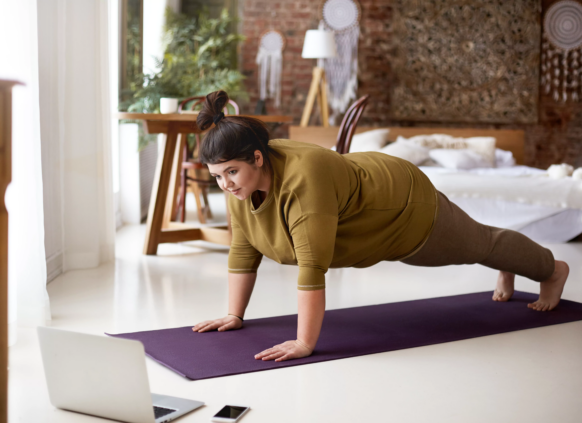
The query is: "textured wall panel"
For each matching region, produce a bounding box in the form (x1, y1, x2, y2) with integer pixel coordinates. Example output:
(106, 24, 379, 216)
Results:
(391, 0, 542, 123)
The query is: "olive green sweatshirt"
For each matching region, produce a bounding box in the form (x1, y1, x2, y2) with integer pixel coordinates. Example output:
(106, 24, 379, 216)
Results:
(228, 139, 438, 291)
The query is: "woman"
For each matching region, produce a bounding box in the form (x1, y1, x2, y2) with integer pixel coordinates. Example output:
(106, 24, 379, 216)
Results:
(192, 91, 570, 362)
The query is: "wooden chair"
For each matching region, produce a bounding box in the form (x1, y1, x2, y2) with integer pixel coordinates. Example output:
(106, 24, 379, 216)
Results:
(176, 96, 240, 223)
(335, 95, 370, 154)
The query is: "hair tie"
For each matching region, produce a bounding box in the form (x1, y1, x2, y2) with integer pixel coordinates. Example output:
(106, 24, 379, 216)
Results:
(213, 112, 225, 125)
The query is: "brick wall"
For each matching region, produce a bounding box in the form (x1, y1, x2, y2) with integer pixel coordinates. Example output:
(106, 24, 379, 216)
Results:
(239, 0, 582, 168)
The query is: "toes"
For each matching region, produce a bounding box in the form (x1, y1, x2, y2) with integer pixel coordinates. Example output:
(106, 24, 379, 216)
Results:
(529, 301, 550, 311)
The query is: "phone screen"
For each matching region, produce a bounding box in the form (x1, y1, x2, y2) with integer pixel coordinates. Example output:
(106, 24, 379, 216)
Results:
(214, 405, 248, 420)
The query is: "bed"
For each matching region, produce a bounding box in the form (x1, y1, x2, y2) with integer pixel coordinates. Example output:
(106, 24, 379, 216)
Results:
(289, 126, 582, 243)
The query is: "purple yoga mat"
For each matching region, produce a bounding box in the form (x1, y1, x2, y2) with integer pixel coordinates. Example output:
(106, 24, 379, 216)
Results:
(108, 291, 582, 380)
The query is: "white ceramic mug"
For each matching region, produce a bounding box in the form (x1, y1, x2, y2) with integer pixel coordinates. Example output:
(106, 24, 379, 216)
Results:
(160, 97, 178, 114)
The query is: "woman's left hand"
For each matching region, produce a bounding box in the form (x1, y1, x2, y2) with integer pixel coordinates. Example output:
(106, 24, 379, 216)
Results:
(254, 340, 313, 362)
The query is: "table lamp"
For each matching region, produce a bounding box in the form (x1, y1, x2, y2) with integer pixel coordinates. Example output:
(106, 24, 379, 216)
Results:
(300, 29, 337, 127)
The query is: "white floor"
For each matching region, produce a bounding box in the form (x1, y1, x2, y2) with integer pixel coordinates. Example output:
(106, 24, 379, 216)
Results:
(10, 192, 582, 423)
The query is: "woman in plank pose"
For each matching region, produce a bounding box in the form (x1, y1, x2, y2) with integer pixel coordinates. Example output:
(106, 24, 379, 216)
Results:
(192, 91, 570, 362)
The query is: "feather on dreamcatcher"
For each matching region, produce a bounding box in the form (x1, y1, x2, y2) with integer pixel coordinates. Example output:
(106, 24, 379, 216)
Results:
(541, 0, 582, 102)
(319, 0, 361, 124)
(256, 30, 286, 108)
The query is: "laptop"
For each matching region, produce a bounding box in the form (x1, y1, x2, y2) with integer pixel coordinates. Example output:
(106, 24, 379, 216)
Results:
(37, 327, 204, 423)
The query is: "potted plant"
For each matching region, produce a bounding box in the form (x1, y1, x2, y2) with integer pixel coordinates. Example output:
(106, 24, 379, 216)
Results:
(121, 7, 248, 149)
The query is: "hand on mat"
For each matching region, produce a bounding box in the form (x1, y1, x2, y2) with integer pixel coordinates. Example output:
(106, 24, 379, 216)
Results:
(254, 340, 313, 362)
(192, 315, 242, 333)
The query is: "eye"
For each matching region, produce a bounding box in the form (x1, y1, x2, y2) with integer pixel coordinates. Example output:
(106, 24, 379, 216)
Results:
(229, 170, 237, 175)
(214, 175, 221, 180)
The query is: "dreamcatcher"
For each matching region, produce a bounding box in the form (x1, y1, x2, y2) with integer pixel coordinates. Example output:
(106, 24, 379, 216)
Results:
(256, 30, 286, 108)
(320, 0, 361, 124)
(541, 0, 582, 102)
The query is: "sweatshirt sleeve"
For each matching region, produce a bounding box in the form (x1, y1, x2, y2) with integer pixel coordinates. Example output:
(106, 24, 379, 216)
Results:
(228, 218, 263, 274)
(289, 213, 338, 291)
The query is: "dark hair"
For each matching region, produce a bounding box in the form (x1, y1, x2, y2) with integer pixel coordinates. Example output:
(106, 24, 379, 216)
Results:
(197, 91, 272, 173)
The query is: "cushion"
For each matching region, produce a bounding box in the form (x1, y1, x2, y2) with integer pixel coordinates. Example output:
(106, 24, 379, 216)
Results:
(348, 128, 390, 153)
(495, 148, 516, 168)
(463, 137, 496, 167)
(548, 163, 574, 179)
(380, 141, 430, 165)
(395, 134, 496, 167)
(395, 134, 465, 149)
(429, 148, 493, 170)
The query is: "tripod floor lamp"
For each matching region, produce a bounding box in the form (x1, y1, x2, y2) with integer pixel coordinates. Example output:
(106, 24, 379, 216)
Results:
(300, 29, 337, 127)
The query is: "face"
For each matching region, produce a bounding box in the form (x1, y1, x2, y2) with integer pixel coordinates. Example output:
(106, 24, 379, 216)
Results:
(207, 151, 266, 201)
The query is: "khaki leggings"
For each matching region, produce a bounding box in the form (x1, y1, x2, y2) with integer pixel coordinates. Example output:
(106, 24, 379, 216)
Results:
(402, 192, 555, 282)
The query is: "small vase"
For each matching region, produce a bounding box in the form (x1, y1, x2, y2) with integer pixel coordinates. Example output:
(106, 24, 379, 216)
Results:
(160, 98, 178, 114)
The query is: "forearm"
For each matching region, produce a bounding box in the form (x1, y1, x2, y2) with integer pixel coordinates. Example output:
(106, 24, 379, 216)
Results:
(228, 272, 257, 318)
(297, 289, 326, 350)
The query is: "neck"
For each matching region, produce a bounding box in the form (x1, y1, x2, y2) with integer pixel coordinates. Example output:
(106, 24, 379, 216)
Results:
(256, 168, 271, 194)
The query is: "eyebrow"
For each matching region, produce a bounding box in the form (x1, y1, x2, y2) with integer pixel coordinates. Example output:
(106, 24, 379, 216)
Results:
(209, 166, 235, 176)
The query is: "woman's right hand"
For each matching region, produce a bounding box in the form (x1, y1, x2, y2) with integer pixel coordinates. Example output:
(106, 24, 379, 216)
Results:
(192, 315, 243, 333)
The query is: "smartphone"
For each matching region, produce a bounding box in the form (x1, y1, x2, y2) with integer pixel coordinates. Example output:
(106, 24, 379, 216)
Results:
(211, 405, 250, 422)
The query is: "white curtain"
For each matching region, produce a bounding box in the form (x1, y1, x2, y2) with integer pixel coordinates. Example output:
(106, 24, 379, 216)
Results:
(58, 0, 116, 270)
(36, 0, 115, 273)
(0, 0, 51, 342)
(0, 0, 116, 344)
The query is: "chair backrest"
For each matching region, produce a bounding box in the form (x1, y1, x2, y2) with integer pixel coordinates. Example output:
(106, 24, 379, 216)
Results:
(178, 95, 240, 115)
(335, 95, 370, 154)
(178, 96, 205, 112)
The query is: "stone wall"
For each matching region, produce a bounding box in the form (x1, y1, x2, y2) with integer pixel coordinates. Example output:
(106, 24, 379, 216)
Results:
(239, 0, 582, 168)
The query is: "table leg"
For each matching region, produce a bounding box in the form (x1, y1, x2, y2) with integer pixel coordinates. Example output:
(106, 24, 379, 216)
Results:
(143, 125, 179, 255)
(163, 133, 185, 227)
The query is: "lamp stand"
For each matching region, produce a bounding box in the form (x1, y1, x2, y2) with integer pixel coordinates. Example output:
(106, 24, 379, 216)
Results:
(300, 67, 329, 127)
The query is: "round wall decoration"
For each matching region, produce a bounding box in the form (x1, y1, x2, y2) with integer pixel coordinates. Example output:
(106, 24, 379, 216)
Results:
(544, 0, 582, 51)
(319, 0, 361, 124)
(321, 0, 361, 32)
(256, 30, 286, 107)
(542, 0, 582, 102)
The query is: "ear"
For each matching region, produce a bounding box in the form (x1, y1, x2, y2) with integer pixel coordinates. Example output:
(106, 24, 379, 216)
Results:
(254, 150, 264, 168)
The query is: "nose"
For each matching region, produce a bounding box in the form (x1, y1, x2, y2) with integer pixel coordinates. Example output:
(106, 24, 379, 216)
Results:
(221, 176, 234, 191)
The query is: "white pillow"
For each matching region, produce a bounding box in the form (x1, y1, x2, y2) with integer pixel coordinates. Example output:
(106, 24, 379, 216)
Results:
(547, 163, 574, 179)
(395, 134, 463, 149)
(395, 134, 496, 167)
(380, 141, 430, 165)
(463, 137, 496, 167)
(495, 148, 516, 167)
(349, 128, 390, 153)
(429, 148, 493, 170)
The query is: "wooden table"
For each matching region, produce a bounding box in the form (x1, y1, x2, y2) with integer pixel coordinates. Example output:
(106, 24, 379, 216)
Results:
(116, 113, 293, 255)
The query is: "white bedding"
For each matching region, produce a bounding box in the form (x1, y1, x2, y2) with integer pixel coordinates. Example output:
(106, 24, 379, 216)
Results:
(418, 165, 582, 243)
(419, 165, 582, 210)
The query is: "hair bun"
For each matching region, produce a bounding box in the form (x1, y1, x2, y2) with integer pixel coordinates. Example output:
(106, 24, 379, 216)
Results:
(197, 90, 229, 131)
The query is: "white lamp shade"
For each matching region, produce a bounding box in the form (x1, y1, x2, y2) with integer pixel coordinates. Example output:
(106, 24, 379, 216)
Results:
(301, 30, 337, 59)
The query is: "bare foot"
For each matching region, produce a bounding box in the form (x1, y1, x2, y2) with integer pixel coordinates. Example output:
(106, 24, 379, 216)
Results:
(492, 271, 515, 302)
(528, 260, 569, 312)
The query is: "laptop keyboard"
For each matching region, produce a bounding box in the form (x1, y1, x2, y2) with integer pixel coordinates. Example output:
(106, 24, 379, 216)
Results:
(154, 406, 176, 419)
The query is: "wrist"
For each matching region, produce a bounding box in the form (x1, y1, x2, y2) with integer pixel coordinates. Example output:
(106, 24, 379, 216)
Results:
(295, 339, 313, 352)
(228, 313, 244, 322)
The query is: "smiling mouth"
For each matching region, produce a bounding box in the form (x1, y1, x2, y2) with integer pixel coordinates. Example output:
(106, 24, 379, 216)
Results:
(230, 188, 241, 194)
